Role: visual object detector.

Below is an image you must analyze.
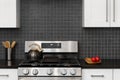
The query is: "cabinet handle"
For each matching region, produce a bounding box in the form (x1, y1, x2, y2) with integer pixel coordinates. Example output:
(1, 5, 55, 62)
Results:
(113, 0, 115, 22)
(106, 0, 108, 22)
(0, 75, 9, 77)
(91, 75, 104, 77)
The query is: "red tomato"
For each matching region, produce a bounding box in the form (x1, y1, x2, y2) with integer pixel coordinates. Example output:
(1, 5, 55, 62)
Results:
(95, 56, 100, 62)
(91, 57, 96, 62)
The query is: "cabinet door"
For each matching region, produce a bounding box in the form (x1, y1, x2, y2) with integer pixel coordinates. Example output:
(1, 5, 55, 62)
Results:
(82, 69, 112, 80)
(0, 69, 18, 80)
(111, 0, 120, 27)
(0, 0, 20, 28)
(83, 0, 110, 27)
(114, 69, 120, 80)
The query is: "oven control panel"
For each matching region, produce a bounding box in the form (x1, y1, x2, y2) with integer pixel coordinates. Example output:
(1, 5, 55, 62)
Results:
(25, 41, 78, 53)
(18, 67, 82, 77)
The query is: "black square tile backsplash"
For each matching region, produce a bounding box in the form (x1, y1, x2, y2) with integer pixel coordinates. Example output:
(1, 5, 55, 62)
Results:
(0, 0, 119, 59)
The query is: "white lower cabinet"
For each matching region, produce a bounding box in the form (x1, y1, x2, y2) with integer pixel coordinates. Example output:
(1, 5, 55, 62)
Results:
(82, 69, 113, 80)
(113, 69, 120, 80)
(0, 69, 17, 80)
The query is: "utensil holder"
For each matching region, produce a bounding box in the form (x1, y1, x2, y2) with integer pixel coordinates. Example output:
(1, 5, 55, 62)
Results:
(7, 61, 12, 66)
(6, 48, 12, 61)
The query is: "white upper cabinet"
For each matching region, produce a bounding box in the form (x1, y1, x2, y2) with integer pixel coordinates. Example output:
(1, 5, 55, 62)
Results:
(83, 0, 120, 27)
(0, 0, 20, 28)
(83, 0, 110, 27)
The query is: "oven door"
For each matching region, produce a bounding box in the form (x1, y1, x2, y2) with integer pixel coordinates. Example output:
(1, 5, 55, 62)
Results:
(19, 77, 82, 80)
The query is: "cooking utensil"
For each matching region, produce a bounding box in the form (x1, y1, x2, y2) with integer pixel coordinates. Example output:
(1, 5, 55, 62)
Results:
(11, 41, 16, 48)
(2, 42, 7, 48)
(29, 43, 43, 52)
(7, 48, 12, 61)
(5, 41, 10, 48)
(2, 41, 16, 61)
(28, 49, 43, 61)
(7, 61, 12, 66)
(27, 43, 43, 61)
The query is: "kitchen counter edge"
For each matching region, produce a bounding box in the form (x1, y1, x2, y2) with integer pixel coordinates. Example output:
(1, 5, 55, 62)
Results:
(79, 59, 120, 68)
(0, 59, 22, 68)
(0, 59, 120, 68)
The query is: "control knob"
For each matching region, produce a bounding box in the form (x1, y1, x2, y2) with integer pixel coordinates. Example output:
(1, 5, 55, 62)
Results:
(47, 69, 53, 75)
(22, 69, 29, 75)
(32, 69, 38, 75)
(70, 69, 76, 75)
(60, 69, 67, 75)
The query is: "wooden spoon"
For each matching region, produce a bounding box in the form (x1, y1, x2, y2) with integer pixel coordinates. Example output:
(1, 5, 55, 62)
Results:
(11, 41, 16, 48)
(5, 41, 10, 48)
(2, 42, 7, 48)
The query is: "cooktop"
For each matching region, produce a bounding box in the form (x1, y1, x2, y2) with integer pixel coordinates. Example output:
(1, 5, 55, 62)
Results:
(19, 58, 81, 67)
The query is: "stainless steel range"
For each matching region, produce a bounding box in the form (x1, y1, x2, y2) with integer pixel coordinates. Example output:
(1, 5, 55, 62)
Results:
(18, 41, 82, 80)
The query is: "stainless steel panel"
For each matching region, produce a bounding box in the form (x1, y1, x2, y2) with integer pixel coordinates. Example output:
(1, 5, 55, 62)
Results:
(18, 67, 81, 76)
(25, 41, 78, 53)
(19, 77, 82, 80)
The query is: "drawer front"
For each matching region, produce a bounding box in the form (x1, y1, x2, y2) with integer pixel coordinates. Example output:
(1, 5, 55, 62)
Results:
(82, 69, 112, 80)
(114, 69, 120, 80)
(0, 69, 17, 80)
